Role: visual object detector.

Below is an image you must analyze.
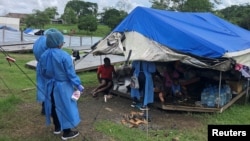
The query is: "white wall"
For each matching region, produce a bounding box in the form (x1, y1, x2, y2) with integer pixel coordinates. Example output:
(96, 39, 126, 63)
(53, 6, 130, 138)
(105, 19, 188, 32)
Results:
(0, 17, 20, 31)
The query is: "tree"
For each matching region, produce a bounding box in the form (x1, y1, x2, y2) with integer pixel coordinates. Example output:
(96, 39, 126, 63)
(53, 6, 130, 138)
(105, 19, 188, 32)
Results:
(24, 15, 37, 28)
(44, 7, 58, 19)
(216, 4, 250, 30)
(101, 8, 128, 29)
(78, 15, 98, 34)
(24, 9, 50, 29)
(150, 0, 184, 11)
(181, 0, 213, 12)
(64, 0, 98, 19)
(61, 7, 77, 24)
(150, 0, 221, 12)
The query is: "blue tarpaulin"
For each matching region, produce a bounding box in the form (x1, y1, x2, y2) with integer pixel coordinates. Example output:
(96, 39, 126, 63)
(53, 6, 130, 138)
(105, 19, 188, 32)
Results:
(113, 7, 250, 59)
(0, 25, 18, 32)
(93, 6, 250, 69)
(23, 28, 33, 34)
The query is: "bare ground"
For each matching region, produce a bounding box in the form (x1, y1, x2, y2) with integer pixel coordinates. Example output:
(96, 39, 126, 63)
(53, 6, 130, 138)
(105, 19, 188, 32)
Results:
(9, 86, 204, 141)
(76, 87, 203, 141)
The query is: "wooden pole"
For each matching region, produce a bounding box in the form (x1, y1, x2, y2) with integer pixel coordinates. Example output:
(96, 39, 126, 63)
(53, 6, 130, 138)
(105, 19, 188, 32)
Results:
(21, 29, 23, 42)
(80, 36, 82, 46)
(2, 28, 5, 42)
(245, 78, 249, 104)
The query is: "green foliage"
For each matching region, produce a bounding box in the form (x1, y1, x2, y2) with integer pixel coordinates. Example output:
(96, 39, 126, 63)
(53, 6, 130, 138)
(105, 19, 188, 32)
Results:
(150, 0, 169, 10)
(35, 12, 51, 29)
(43, 7, 58, 19)
(61, 7, 78, 24)
(24, 10, 51, 29)
(149, 1, 250, 30)
(101, 8, 128, 29)
(181, 0, 213, 12)
(215, 4, 250, 30)
(23, 0, 250, 33)
(64, 0, 98, 18)
(78, 15, 98, 33)
(150, 0, 215, 12)
(44, 24, 110, 37)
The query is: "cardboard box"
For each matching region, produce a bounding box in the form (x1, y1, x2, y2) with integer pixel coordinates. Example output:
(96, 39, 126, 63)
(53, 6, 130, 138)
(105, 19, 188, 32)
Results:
(227, 80, 243, 93)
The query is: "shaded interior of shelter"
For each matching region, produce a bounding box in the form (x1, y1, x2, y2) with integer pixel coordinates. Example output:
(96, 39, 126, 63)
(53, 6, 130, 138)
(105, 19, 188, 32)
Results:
(111, 61, 249, 113)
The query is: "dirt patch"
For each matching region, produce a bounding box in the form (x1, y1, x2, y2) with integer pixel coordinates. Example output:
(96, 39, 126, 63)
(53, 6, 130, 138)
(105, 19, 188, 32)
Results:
(11, 86, 203, 141)
(76, 86, 203, 140)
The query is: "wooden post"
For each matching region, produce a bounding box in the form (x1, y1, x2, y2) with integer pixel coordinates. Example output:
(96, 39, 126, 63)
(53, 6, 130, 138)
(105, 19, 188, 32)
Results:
(80, 36, 82, 46)
(2, 28, 5, 42)
(91, 33, 93, 45)
(245, 78, 249, 104)
(69, 36, 71, 48)
(21, 29, 23, 42)
(217, 71, 222, 108)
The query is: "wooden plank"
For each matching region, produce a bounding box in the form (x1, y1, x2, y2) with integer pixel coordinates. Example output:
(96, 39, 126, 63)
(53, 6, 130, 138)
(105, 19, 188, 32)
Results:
(161, 104, 219, 113)
(0, 41, 33, 46)
(111, 87, 248, 113)
(1, 44, 34, 53)
(26, 53, 126, 73)
(218, 88, 247, 113)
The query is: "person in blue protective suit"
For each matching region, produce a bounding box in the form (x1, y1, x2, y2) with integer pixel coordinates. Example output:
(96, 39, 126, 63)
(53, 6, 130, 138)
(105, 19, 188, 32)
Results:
(39, 30, 84, 140)
(32, 28, 59, 115)
(130, 60, 156, 111)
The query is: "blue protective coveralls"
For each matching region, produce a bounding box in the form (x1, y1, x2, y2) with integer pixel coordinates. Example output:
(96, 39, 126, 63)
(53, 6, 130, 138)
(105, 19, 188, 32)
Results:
(131, 61, 156, 106)
(39, 39, 81, 130)
(33, 28, 60, 103)
(33, 35, 47, 102)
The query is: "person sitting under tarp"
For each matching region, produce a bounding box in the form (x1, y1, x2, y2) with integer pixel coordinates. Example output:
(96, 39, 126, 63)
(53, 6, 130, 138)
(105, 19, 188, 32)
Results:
(92, 57, 117, 102)
(171, 77, 188, 103)
(153, 70, 165, 105)
(72, 49, 80, 61)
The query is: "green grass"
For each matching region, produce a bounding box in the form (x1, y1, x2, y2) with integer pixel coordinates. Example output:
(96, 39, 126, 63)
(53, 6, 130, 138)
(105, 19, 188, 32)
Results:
(21, 23, 111, 37)
(94, 103, 250, 141)
(0, 52, 99, 141)
(95, 120, 185, 141)
(0, 95, 21, 113)
(1, 52, 250, 141)
(45, 24, 111, 37)
(0, 53, 36, 92)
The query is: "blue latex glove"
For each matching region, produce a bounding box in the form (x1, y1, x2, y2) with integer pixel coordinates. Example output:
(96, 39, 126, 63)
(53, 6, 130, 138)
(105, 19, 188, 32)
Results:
(78, 85, 84, 92)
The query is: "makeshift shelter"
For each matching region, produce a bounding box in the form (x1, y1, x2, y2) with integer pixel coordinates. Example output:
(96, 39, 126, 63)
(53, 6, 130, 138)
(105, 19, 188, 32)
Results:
(24, 28, 44, 35)
(92, 6, 250, 112)
(93, 6, 250, 71)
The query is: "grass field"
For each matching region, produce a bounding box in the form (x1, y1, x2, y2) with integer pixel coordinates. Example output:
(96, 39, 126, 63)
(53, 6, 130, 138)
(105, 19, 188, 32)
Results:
(44, 24, 111, 37)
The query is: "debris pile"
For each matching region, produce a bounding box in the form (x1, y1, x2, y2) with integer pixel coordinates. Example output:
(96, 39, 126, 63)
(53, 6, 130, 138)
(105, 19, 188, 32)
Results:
(121, 111, 148, 128)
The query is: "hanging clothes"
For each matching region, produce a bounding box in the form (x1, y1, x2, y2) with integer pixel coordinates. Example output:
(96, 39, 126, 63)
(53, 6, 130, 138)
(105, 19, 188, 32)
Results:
(131, 60, 156, 106)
